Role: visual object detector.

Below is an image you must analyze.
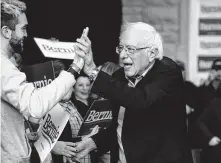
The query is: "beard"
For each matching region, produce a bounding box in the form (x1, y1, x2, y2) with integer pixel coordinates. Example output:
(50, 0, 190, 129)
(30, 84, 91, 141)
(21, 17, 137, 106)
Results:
(9, 35, 25, 54)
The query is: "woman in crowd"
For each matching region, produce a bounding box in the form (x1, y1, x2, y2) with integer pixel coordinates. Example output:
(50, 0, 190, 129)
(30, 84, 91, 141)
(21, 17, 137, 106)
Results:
(52, 74, 96, 163)
(52, 62, 121, 163)
(71, 75, 93, 118)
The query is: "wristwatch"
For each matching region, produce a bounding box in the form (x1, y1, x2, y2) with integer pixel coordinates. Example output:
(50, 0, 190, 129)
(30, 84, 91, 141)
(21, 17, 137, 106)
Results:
(67, 63, 81, 77)
(88, 68, 99, 81)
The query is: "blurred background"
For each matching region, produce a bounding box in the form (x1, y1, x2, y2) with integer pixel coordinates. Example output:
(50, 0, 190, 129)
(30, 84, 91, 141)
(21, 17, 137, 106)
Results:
(122, 0, 221, 85)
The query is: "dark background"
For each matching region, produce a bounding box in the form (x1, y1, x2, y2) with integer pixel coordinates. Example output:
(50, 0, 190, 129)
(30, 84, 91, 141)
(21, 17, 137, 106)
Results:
(22, 0, 122, 67)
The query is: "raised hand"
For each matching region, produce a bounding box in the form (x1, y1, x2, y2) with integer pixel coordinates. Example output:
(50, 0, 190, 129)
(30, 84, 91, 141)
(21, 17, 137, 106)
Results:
(209, 136, 221, 146)
(75, 27, 96, 75)
(72, 55, 85, 72)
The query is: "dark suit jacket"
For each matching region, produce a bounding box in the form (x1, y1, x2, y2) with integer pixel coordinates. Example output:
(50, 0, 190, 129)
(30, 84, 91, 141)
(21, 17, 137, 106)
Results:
(185, 81, 219, 148)
(91, 57, 193, 163)
(198, 98, 221, 162)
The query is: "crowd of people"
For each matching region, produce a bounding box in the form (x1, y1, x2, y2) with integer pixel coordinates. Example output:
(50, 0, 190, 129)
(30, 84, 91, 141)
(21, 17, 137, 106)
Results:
(1, 0, 221, 163)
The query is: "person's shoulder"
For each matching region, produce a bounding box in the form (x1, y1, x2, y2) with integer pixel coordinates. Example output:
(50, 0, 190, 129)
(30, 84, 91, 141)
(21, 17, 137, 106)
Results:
(1, 54, 23, 76)
(155, 57, 181, 75)
(160, 56, 179, 70)
(185, 81, 197, 88)
(112, 67, 126, 80)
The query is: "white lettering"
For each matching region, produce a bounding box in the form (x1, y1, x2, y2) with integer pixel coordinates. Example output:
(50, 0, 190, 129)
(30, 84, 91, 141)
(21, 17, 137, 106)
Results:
(201, 5, 221, 13)
(200, 41, 221, 49)
(33, 76, 53, 88)
(85, 111, 112, 123)
(200, 23, 221, 31)
(199, 60, 213, 69)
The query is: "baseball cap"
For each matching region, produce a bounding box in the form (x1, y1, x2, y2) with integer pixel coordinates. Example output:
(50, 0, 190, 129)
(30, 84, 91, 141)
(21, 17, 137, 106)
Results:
(211, 59, 221, 70)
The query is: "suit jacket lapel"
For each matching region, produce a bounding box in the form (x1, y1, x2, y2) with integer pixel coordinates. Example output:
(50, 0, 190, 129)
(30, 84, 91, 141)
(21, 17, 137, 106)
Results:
(136, 60, 160, 88)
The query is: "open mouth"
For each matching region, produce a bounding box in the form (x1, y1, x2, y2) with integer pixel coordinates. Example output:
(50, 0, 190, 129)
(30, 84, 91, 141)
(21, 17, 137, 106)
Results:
(123, 63, 133, 69)
(81, 92, 89, 96)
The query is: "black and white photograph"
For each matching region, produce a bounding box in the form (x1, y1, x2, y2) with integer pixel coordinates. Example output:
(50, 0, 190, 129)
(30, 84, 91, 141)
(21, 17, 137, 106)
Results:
(1, 0, 221, 163)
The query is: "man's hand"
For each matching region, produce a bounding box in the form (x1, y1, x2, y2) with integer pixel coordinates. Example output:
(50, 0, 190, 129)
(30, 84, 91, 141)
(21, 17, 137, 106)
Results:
(52, 141, 77, 157)
(186, 105, 194, 115)
(72, 138, 97, 162)
(75, 27, 96, 75)
(209, 136, 221, 146)
(72, 55, 85, 72)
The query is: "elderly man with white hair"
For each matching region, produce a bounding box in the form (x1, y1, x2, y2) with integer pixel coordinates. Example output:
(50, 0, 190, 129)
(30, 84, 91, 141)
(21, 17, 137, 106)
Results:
(71, 22, 193, 163)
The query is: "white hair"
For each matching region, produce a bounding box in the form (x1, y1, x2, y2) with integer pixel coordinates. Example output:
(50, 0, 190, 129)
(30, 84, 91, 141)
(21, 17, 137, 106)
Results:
(121, 22, 164, 60)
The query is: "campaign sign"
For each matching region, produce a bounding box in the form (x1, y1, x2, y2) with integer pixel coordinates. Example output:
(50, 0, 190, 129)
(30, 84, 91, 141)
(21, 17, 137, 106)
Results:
(198, 55, 221, 71)
(199, 18, 221, 35)
(21, 61, 55, 88)
(34, 104, 70, 162)
(22, 61, 70, 162)
(34, 37, 77, 60)
(78, 99, 113, 136)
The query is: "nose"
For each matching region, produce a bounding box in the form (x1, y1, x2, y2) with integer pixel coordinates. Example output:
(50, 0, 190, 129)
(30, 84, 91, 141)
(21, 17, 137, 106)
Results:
(119, 48, 128, 59)
(83, 85, 89, 91)
(24, 30, 28, 37)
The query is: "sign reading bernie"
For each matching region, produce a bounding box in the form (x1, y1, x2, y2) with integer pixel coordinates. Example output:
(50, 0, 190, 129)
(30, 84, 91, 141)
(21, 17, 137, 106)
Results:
(34, 37, 77, 60)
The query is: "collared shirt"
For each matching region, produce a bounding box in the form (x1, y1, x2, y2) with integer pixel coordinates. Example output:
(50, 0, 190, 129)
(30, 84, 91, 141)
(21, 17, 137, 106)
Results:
(126, 61, 155, 87)
(117, 61, 155, 163)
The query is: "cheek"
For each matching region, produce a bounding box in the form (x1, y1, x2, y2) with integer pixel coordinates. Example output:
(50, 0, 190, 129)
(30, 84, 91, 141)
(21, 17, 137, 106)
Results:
(75, 92, 81, 98)
(133, 59, 141, 72)
(74, 87, 79, 94)
(14, 30, 23, 39)
(140, 55, 149, 67)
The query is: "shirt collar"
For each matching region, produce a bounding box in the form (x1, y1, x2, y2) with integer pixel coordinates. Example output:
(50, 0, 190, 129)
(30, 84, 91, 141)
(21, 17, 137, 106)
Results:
(126, 61, 155, 86)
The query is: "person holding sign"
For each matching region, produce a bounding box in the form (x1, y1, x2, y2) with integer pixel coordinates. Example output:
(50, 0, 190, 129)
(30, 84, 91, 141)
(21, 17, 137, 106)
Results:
(72, 23, 193, 163)
(52, 74, 95, 163)
(53, 74, 110, 163)
(1, 1, 84, 162)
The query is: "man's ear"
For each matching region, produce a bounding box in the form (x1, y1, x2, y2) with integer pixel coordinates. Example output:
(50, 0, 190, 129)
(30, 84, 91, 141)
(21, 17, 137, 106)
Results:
(1, 26, 12, 39)
(149, 48, 158, 62)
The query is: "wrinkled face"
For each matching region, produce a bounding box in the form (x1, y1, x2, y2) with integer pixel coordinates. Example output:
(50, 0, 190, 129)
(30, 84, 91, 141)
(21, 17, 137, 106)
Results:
(74, 76, 91, 101)
(9, 13, 28, 54)
(119, 28, 152, 77)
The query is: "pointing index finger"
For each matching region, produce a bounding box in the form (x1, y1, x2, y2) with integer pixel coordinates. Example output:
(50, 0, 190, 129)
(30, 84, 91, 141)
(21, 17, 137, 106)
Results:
(83, 27, 89, 37)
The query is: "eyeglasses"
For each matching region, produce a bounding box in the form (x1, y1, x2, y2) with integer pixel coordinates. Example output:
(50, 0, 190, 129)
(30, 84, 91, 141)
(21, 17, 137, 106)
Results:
(116, 45, 151, 56)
